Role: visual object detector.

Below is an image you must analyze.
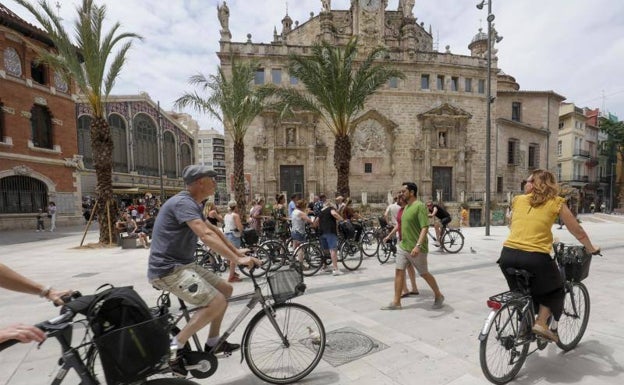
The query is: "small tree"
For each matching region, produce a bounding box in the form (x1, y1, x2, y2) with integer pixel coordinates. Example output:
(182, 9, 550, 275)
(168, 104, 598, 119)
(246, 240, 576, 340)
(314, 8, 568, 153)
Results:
(175, 61, 274, 217)
(16, 0, 142, 244)
(600, 119, 624, 209)
(277, 38, 405, 197)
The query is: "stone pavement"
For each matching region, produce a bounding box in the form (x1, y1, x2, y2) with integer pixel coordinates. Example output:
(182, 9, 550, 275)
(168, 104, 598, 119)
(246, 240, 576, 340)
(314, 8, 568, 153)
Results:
(1, 213, 623, 385)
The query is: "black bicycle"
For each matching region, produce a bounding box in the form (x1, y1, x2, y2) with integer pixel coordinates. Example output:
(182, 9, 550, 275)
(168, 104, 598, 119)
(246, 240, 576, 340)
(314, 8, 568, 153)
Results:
(478, 243, 599, 384)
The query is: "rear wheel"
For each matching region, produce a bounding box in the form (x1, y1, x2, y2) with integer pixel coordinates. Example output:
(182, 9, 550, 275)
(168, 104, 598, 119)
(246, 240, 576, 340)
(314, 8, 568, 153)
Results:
(441, 229, 464, 254)
(261, 240, 288, 272)
(556, 282, 590, 351)
(479, 304, 529, 384)
(340, 240, 363, 270)
(377, 241, 392, 264)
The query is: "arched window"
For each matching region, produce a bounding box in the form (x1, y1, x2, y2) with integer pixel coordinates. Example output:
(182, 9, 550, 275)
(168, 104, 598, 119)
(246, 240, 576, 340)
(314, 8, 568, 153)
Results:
(133, 114, 158, 176)
(30, 105, 53, 149)
(0, 176, 47, 214)
(77, 115, 93, 169)
(109, 114, 128, 173)
(180, 143, 192, 171)
(163, 131, 176, 178)
(3, 47, 22, 77)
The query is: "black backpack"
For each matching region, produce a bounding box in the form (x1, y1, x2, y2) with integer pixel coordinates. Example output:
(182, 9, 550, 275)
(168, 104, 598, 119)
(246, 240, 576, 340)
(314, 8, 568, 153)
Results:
(338, 220, 355, 239)
(68, 285, 170, 384)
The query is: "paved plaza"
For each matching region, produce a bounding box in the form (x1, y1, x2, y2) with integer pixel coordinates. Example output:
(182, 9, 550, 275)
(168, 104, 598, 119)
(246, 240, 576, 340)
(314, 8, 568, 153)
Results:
(1, 214, 623, 385)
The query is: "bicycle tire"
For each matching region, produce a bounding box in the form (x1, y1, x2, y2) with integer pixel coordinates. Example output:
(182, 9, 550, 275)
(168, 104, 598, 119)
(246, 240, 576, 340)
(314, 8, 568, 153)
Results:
(377, 242, 391, 264)
(479, 304, 529, 384)
(261, 239, 288, 272)
(339, 240, 363, 270)
(295, 242, 323, 277)
(441, 229, 464, 254)
(556, 282, 590, 351)
(360, 230, 378, 257)
(243, 302, 326, 384)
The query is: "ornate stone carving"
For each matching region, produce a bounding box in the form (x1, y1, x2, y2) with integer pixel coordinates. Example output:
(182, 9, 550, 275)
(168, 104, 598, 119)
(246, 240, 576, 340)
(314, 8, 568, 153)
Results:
(54, 71, 68, 93)
(20, 110, 32, 119)
(3, 47, 22, 77)
(217, 1, 230, 32)
(64, 154, 84, 169)
(352, 119, 386, 157)
(321, 0, 331, 13)
(34, 96, 47, 106)
(13, 165, 32, 175)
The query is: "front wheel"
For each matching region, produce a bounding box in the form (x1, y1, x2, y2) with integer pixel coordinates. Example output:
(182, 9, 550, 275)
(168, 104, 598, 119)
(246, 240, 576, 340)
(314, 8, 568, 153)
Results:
(377, 241, 392, 264)
(360, 230, 378, 257)
(243, 303, 326, 384)
(556, 282, 590, 351)
(441, 229, 465, 254)
(339, 240, 363, 270)
(479, 304, 529, 384)
(295, 242, 323, 277)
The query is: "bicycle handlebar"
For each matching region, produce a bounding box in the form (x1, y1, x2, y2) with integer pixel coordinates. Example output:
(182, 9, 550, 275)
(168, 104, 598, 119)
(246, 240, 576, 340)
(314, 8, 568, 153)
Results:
(0, 291, 82, 352)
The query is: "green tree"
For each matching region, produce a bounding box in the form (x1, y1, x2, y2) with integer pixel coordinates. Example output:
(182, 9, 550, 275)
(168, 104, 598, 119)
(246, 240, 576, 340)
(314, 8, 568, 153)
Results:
(16, 0, 142, 244)
(175, 61, 274, 217)
(600, 118, 624, 208)
(277, 38, 404, 197)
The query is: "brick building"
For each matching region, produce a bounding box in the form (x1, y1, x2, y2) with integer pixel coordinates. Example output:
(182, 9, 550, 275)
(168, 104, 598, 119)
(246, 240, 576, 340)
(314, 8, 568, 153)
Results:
(217, 1, 564, 224)
(0, 4, 82, 230)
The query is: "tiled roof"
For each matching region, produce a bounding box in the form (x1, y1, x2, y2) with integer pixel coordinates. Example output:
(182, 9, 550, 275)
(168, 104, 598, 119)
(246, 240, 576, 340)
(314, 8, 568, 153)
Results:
(0, 3, 54, 46)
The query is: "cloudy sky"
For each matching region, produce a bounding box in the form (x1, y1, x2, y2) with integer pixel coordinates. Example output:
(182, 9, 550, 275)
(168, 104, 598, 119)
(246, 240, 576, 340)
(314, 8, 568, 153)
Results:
(7, 0, 624, 131)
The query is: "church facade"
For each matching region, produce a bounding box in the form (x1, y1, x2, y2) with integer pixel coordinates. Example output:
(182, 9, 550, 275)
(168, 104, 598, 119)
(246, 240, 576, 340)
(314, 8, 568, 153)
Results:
(216, 0, 563, 222)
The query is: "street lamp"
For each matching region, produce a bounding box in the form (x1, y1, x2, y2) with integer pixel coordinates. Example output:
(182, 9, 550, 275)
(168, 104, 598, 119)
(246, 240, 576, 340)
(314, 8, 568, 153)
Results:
(610, 161, 616, 212)
(476, 0, 502, 235)
(157, 101, 165, 200)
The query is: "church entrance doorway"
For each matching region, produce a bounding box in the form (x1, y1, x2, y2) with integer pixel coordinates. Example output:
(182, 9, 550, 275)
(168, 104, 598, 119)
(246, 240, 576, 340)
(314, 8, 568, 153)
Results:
(280, 165, 304, 200)
(432, 167, 452, 201)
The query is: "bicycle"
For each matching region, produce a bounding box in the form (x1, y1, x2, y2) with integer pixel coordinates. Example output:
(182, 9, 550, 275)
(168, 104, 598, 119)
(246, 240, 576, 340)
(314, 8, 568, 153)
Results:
(427, 224, 464, 253)
(0, 292, 199, 385)
(372, 216, 397, 264)
(478, 243, 599, 384)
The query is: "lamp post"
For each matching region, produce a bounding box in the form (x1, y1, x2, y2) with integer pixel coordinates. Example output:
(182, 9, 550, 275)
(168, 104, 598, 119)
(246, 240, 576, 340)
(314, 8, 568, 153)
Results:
(610, 161, 616, 212)
(157, 101, 165, 200)
(477, 0, 502, 235)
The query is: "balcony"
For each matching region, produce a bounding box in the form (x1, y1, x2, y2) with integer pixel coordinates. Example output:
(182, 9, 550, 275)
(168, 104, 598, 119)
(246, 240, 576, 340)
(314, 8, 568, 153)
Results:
(573, 149, 591, 158)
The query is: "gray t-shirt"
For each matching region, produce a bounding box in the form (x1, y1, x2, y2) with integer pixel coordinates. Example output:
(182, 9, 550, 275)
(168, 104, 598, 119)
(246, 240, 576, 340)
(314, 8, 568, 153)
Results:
(147, 191, 202, 280)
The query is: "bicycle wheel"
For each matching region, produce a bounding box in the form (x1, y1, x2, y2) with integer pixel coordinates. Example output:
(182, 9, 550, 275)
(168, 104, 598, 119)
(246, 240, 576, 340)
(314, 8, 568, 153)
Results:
(239, 244, 273, 278)
(261, 240, 288, 272)
(360, 230, 378, 257)
(377, 241, 391, 264)
(441, 229, 465, 254)
(295, 242, 323, 277)
(556, 282, 590, 351)
(243, 303, 326, 384)
(479, 304, 529, 384)
(340, 240, 363, 270)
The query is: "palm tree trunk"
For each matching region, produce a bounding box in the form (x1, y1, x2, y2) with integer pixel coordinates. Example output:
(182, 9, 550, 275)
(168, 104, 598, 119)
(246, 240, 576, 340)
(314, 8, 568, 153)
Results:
(233, 139, 247, 221)
(334, 134, 351, 197)
(90, 116, 117, 244)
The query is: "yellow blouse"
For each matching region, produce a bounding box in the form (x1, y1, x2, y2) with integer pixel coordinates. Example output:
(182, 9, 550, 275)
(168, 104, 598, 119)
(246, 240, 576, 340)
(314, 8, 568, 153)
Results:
(504, 194, 565, 254)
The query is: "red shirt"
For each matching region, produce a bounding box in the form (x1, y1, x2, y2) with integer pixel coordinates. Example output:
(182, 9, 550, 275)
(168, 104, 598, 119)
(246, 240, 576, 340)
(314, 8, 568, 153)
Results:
(397, 207, 404, 240)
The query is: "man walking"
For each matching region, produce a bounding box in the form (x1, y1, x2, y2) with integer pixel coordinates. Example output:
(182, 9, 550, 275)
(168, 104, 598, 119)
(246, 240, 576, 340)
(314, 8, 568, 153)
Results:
(381, 182, 444, 310)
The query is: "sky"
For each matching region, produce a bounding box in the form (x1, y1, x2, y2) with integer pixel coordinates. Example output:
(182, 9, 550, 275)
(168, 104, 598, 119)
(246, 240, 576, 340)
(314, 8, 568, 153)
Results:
(6, 0, 624, 132)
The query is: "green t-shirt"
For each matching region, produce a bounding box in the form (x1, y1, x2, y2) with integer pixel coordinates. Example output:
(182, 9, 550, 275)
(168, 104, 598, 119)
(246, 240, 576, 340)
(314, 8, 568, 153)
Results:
(399, 200, 429, 254)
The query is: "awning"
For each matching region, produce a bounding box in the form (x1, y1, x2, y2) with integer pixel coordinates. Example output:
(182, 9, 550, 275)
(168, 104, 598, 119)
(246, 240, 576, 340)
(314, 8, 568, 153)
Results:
(113, 187, 141, 194)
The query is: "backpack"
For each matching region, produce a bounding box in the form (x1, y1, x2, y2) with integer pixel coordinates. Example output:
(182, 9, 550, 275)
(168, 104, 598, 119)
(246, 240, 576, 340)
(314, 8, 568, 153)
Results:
(338, 220, 355, 239)
(68, 285, 170, 385)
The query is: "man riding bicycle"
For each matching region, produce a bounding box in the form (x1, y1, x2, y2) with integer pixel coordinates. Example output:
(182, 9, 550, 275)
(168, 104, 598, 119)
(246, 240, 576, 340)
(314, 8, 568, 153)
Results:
(147, 165, 260, 378)
(426, 201, 451, 248)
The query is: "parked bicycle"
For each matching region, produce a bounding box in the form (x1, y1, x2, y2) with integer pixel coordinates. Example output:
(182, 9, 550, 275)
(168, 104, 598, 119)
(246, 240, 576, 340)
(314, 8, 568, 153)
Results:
(478, 243, 600, 384)
(427, 224, 464, 253)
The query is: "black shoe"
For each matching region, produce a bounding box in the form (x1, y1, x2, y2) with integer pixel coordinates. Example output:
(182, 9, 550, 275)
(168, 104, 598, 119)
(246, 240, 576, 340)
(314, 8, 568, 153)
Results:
(169, 350, 188, 378)
(205, 340, 241, 355)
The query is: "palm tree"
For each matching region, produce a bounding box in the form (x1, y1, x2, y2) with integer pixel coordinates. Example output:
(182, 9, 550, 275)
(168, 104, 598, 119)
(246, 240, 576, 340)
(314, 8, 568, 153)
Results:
(16, 0, 142, 244)
(175, 61, 274, 217)
(278, 37, 405, 197)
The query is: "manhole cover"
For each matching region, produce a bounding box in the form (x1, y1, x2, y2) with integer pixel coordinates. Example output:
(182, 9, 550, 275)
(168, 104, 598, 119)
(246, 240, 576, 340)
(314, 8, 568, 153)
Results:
(72, 272, 99, 278)
(316, 326, 388, 367)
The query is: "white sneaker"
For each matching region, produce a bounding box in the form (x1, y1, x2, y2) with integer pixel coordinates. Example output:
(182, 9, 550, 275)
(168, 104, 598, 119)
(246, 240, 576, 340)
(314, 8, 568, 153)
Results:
(332, 270, 344, 276)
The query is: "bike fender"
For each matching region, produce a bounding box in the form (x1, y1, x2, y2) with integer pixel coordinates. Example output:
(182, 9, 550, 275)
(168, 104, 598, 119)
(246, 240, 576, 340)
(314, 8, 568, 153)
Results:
(478, 310, 498, 341)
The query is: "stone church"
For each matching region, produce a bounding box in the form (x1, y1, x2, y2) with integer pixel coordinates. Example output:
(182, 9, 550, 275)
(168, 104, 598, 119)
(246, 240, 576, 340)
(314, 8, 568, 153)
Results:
(217, 0, 563, 222)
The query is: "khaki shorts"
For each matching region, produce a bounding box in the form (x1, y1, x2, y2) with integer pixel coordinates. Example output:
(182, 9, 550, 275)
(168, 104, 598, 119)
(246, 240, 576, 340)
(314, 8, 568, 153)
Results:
(395, 247, 429, 275)
(151, 263, 222, 306)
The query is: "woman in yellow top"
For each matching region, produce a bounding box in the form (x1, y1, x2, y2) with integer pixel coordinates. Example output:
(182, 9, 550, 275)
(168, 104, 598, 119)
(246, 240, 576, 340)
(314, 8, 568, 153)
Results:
(499, 169, 599, 342)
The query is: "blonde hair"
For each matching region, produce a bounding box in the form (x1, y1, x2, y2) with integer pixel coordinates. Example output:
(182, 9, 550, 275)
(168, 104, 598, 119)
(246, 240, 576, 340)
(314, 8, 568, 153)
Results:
(528, 169, 560, 207)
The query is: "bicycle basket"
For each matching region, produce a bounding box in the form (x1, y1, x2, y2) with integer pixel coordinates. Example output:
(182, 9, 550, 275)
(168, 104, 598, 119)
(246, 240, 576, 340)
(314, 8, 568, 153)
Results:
(94, 314, 170, 385)
(554, 244, 592, 282)
(267, 269, 306, 304)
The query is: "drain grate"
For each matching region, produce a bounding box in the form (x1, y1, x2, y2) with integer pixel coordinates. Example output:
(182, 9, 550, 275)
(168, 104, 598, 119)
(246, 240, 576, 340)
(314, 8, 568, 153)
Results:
(72, 272, 99, 278)
(317, 326, 388, 367)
